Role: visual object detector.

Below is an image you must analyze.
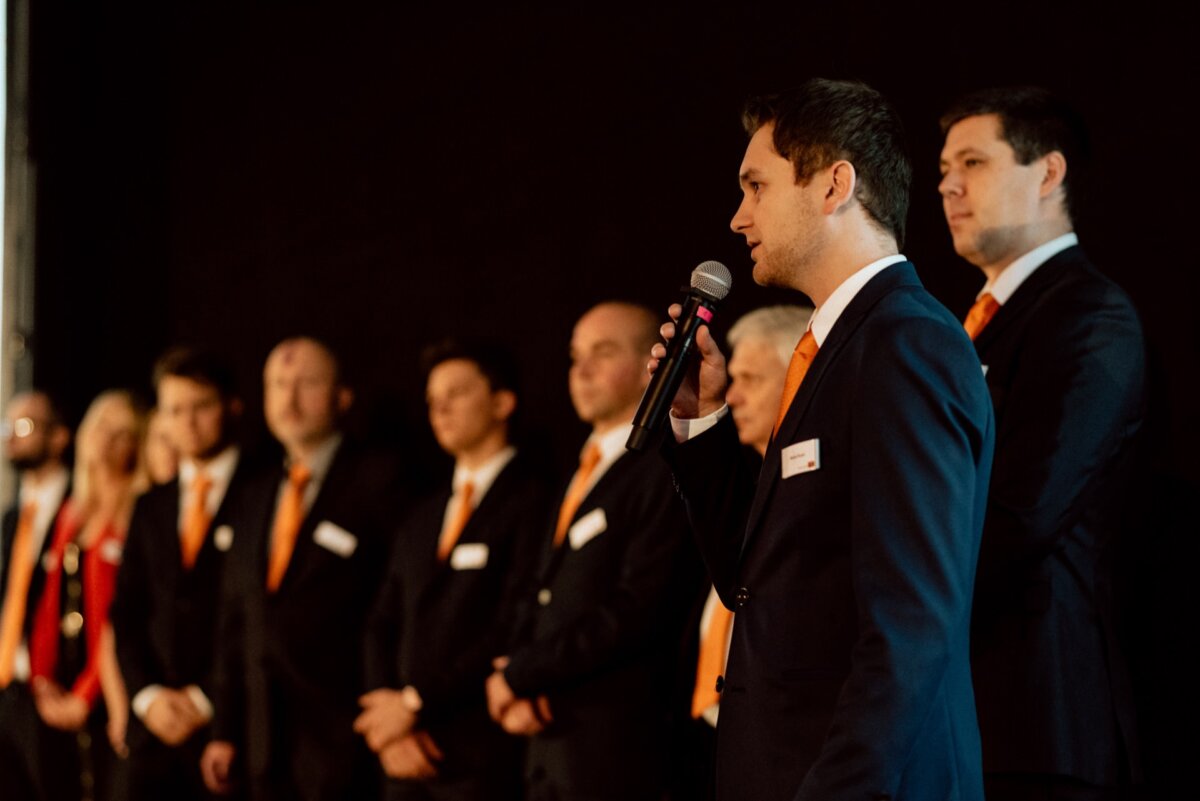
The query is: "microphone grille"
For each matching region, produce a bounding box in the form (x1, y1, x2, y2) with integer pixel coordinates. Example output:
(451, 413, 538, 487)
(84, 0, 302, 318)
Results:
(691, 260, 732, 300)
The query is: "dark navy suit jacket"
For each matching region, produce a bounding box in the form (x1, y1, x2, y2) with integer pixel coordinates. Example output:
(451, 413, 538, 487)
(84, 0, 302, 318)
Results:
(969, 245, 1144, 784)
(667, 262, 994, 801)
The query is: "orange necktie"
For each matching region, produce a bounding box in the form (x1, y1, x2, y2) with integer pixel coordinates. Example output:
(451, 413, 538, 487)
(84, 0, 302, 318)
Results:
(963, 293, 1000, 341)
(774, 331, 819, 437)
(266, 463, 312, 591)
(553, 443, 603, 548)
(180, 471, 213, 569)
(692, 595, 734, 718)
(437, 481, 475, 562)
(0, 501, 38, 687)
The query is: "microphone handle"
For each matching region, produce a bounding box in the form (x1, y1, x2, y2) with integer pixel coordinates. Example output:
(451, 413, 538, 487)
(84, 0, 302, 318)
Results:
(627, 291, 718, 451)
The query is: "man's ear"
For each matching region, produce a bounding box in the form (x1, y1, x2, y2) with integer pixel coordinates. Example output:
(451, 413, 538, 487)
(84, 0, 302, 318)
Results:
(1039, 150, 1067, 200)
(492, 389, 517, 423)
(336, 387, 355, 414)
(823, 160, 858, 214)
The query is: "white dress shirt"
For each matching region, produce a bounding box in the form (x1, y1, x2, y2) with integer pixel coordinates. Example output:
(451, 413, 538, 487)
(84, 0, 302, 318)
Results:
(978, 232, 1078, 304)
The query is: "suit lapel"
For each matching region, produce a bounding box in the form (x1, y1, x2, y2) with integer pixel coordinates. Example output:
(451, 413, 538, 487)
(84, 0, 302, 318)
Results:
(741, 263, 920, 553)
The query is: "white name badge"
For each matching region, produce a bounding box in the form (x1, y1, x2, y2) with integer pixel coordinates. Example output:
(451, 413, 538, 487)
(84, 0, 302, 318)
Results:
(313, 521, 358, 558)
(781, 438, 821, 479)
(450, 542, 489, 570)
(568, 507, 607, 551)
(213, 525, 234, 552)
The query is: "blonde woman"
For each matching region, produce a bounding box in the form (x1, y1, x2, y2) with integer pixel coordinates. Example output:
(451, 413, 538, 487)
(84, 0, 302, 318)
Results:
(29, 390, 147, 800)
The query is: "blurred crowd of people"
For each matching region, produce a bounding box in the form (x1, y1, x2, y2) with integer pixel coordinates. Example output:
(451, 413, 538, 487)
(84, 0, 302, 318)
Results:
(1, 80, 1147, 801)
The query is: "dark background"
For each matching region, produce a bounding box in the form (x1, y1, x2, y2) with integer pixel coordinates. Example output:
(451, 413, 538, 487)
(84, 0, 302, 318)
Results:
(20, 1, 1196, 793)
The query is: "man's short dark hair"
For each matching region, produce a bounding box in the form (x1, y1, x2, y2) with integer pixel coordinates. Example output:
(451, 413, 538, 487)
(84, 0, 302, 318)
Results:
(153, 347, 237, 399)
(940, 86, 1089, 220)
(742, 79, 912, 247)
(420, 338, 520, 396)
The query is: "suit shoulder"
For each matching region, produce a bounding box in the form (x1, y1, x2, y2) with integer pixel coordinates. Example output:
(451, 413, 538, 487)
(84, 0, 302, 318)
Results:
(1025, 261, 1143, 349)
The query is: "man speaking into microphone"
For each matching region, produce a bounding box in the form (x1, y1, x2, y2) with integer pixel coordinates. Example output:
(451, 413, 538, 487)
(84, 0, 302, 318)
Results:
(654, 79, 995, 801)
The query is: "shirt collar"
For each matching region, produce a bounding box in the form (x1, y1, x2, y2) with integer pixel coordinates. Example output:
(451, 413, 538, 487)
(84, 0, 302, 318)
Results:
(18, 465, 70, 509)
(286, 433, 343, 485)
(587, 423, 634, 465)
(980, 232, 1078, 304)
(452, 445, 517, 500)
(809, 254, 907, 346)
(179, 445, 240, 487)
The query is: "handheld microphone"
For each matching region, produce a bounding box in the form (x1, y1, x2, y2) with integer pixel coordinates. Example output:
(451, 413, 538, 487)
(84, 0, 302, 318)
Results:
(627, 260, 732, 452)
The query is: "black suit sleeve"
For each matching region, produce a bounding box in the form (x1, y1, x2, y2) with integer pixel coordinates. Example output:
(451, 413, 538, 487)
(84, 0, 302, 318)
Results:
(663, 413, 757, 607)
(978, 287, 1144, 586)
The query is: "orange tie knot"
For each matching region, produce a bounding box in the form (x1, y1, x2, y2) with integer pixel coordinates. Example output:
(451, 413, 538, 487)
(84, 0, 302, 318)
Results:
(579, 442, 602, 475)
(288, 462, 313, 488)
(192, 471, 213, 499)
(963, 293, 1001, 341)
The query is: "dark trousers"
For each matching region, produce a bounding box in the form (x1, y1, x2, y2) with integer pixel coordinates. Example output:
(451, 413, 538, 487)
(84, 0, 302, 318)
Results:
(385, 773, 522, 801)
(126, 724, 226, 801)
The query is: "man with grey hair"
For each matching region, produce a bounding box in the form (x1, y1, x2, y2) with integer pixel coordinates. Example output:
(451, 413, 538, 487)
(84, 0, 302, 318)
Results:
(724, 306, 814, 457)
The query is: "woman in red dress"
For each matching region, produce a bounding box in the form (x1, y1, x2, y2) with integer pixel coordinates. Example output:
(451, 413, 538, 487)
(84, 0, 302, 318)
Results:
(29, 390, 147, 801)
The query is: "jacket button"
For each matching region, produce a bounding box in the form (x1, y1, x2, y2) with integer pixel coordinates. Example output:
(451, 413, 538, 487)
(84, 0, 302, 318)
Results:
(537, 588, 552, 606)
(734, 587, 750, 608)
(715, 675, 725, 693)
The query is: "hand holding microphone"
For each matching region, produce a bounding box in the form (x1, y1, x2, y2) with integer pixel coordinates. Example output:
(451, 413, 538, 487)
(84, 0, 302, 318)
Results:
(628, 261, 733, 451)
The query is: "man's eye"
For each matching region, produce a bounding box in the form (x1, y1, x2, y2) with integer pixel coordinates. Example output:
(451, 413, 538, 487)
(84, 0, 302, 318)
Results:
(750, 181, 761, 192)
(964, 158, 982, 168)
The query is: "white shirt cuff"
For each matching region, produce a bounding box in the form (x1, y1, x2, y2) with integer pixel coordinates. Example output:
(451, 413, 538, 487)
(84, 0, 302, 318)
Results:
(401, 685, 423, 712)
(185, 685, 215, 722)
(669, 405, 730, 443)
(131, 685, 165, 720)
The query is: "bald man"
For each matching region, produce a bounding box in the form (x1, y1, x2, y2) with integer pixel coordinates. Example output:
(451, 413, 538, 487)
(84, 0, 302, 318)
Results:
(485, 302, 702, 801)
(202, 337, 403, 801)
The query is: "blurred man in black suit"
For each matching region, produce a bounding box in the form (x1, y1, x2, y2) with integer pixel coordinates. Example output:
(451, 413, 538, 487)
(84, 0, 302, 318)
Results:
(0, 391, 71, 800)
(485, 302, 701, 801)
(360, 339, 547, 800)
(202, 337, 402, 801)
(111, 348, 248, 800)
